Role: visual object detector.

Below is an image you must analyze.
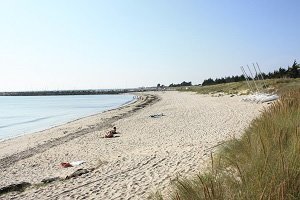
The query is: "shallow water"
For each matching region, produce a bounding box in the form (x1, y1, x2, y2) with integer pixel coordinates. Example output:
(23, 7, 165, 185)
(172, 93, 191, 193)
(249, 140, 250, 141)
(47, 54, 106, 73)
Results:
(0, 94, 134, 140)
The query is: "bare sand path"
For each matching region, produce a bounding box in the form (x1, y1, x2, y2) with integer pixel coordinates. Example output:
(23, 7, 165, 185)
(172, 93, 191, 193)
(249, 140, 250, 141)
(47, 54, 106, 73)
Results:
(0, 91, 265, 200)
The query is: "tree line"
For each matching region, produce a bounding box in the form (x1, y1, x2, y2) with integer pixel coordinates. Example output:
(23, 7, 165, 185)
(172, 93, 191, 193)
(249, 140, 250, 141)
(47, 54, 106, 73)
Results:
(202, 60, 300, 86)
(168, 81, 192, 87)
(166, 60, 300, 88)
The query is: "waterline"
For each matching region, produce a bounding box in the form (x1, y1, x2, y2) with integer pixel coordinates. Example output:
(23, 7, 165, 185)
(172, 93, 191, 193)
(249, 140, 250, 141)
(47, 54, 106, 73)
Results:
(0, 94, 134, 140)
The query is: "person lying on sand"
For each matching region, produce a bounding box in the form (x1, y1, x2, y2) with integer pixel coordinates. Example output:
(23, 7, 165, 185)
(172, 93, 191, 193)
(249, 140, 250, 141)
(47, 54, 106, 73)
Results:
(104, 127, 117, 138)
(150, 113, 165, 118)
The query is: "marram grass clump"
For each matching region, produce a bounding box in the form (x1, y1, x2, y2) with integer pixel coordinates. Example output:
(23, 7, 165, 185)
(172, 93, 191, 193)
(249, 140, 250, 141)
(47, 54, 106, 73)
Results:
(153, 89, 300, 200)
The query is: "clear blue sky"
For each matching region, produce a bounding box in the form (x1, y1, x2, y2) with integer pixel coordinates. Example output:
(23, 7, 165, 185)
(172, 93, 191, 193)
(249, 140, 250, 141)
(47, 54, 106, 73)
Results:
(0, 0, 299, 91)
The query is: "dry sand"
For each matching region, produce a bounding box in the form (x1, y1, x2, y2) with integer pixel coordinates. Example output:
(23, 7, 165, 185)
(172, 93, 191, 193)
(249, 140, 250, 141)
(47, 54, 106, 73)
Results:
(0, 91, 266, 200)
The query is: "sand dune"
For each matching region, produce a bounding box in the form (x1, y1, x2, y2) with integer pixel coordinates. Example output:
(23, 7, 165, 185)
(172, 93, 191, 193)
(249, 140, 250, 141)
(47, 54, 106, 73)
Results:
(0, 91, 265, 199)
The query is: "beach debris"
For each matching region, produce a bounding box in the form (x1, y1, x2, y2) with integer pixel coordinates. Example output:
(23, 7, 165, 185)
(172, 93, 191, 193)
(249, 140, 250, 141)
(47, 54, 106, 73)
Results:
(65, 168, 90, 179)
(41, 177, 61, 184)
(0, 182, 31, 195)
(61, 162, 73, 168)
(61, 160, 86, 168)
(150, 113, 165, 118)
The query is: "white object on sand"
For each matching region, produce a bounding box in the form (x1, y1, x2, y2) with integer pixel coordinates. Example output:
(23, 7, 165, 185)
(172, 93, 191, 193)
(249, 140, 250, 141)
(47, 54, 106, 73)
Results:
(242, 93, 279, 103)
(259, 94, 279, 103)
(70, 161, 86, 166)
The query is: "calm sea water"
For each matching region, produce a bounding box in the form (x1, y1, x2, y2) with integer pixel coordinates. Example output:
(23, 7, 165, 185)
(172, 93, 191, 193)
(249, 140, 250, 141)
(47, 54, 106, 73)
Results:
(0, 94, 134, 140)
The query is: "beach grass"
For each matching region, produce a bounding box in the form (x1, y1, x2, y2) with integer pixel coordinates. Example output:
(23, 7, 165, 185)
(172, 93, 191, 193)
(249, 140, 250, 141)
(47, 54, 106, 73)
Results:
(177, 78, 300, 95)
(153, 89, 300, 200)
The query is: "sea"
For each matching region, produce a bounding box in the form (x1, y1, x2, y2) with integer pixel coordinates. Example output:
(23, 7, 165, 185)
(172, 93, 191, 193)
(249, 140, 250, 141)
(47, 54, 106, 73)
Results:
(0, 94, 134, 140)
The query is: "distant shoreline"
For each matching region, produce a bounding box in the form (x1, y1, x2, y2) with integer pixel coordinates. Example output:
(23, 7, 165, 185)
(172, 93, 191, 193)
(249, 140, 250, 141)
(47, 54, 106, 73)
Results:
(0, 87, 168, 96)
(0, 90, 128, 96)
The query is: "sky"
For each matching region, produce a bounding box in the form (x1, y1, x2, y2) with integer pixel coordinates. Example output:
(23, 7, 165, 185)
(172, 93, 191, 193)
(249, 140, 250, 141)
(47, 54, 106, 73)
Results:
(0, 0, 299, 91)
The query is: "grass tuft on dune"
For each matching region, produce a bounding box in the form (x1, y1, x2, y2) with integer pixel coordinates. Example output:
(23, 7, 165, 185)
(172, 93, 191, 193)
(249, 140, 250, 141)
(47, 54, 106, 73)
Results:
(153, 89, 300, 200)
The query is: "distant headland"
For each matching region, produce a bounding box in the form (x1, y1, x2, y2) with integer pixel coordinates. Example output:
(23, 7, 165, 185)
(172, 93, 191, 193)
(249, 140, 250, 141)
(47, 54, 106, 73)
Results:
(0, 90, 126, 96)
(0, 87, 165, 96)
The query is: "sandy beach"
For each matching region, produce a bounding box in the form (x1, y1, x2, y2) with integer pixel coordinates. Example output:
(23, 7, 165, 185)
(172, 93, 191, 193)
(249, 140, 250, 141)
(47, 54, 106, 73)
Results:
(0, 91, 266, 200)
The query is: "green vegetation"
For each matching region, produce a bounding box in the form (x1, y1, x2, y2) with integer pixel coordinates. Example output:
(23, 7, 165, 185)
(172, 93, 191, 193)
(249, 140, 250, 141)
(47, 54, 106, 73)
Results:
(201, 60, 300, 86)
(153, 89, 300, 200)
(168, 81, 193, 87)
(168, 60, 300, 90)
(177, 78, 300, 95)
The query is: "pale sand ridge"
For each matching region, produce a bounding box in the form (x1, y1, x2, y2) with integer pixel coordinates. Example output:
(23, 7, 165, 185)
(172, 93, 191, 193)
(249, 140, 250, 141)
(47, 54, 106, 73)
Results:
(0, 91, 265, 199)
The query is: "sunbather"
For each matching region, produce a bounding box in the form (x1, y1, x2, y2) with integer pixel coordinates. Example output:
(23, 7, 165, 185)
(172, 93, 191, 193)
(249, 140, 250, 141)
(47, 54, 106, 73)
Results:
(104, 127, 117, 138)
